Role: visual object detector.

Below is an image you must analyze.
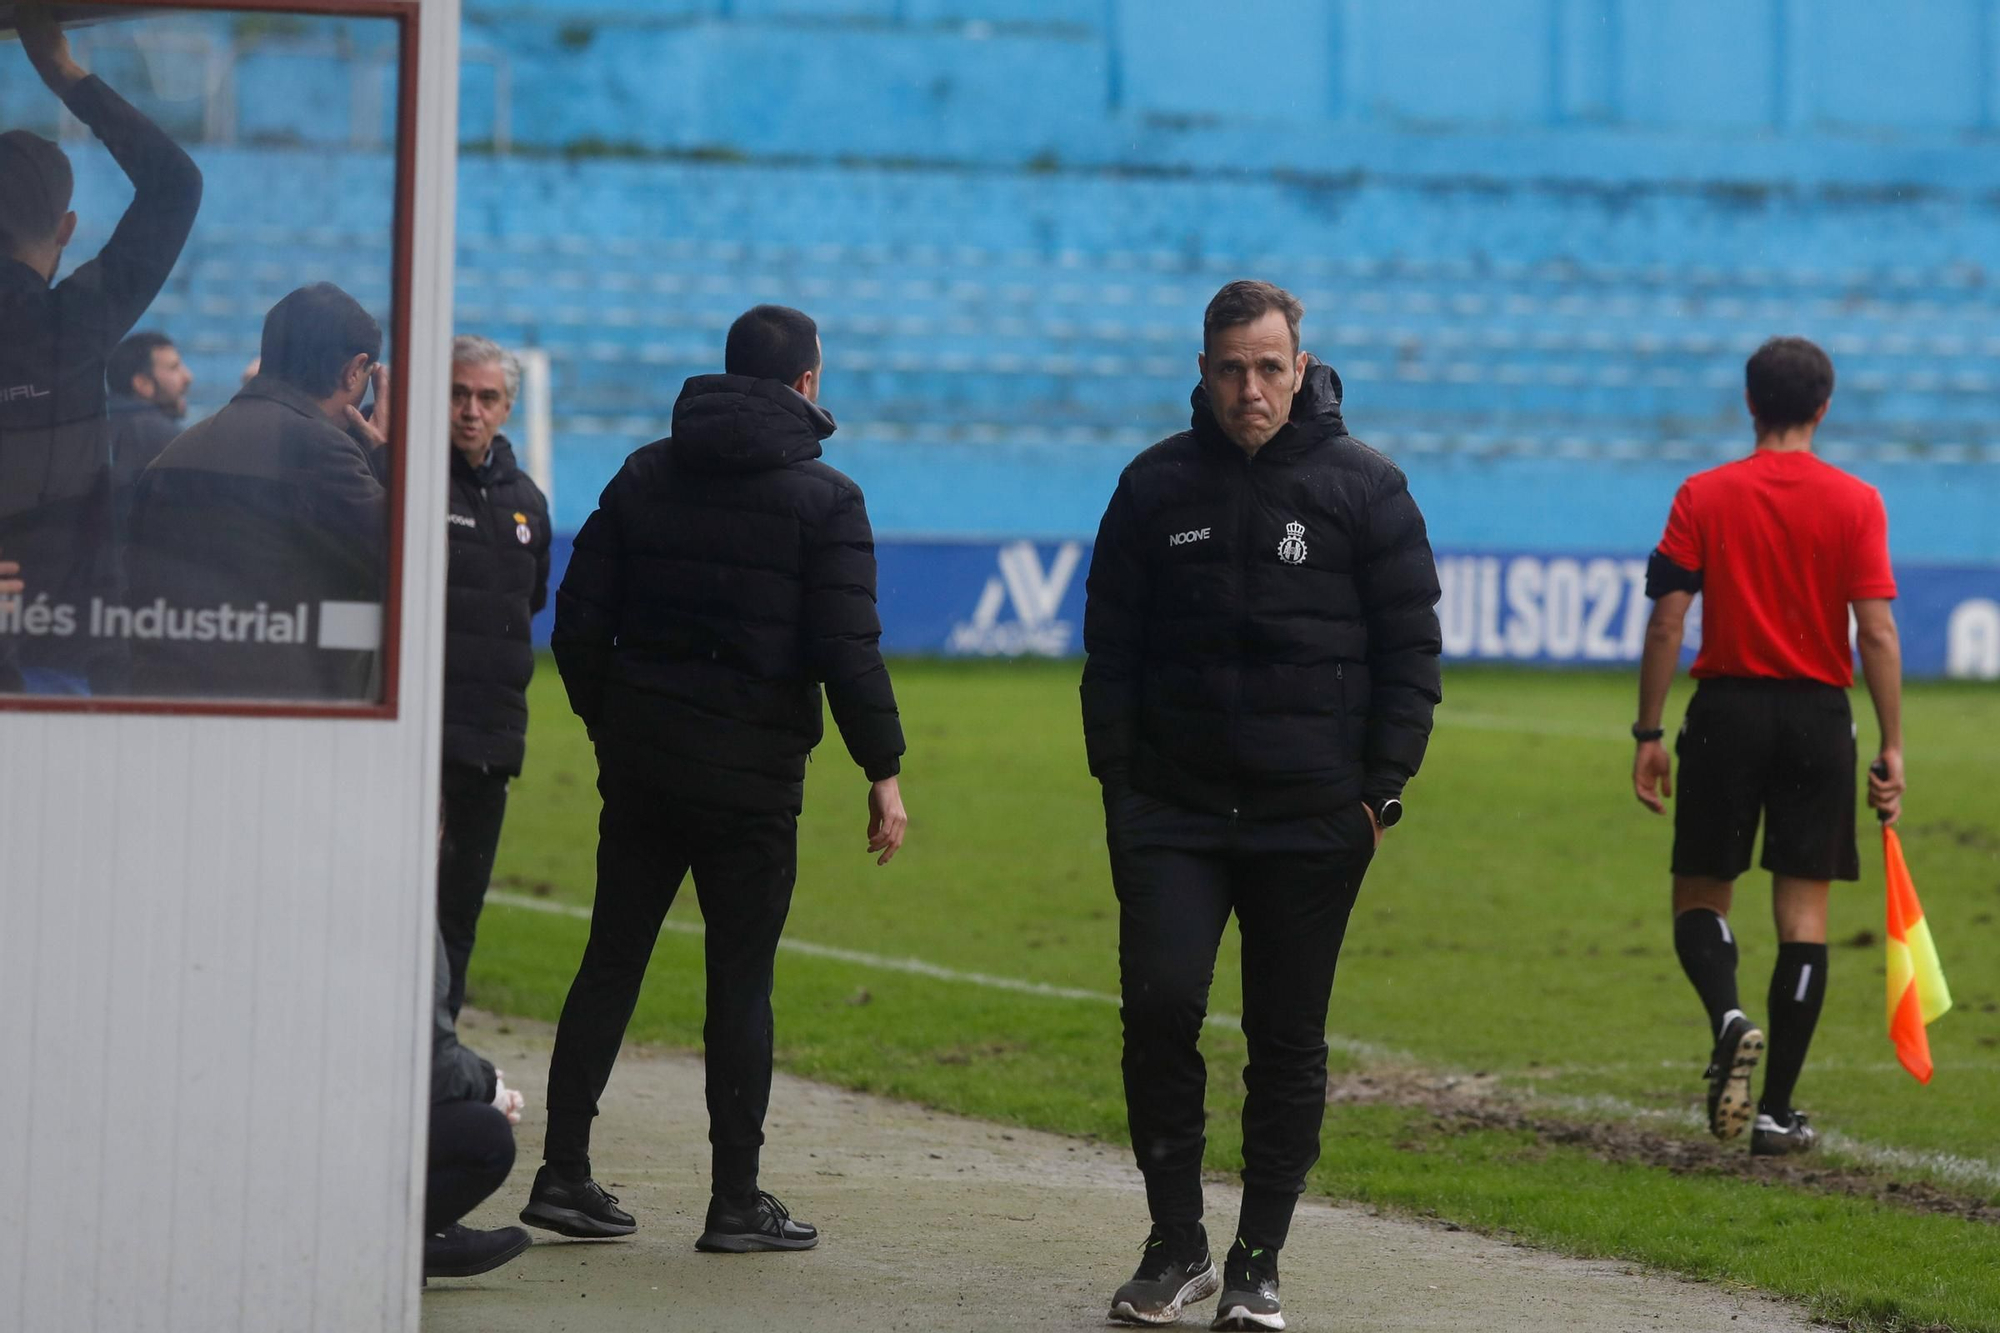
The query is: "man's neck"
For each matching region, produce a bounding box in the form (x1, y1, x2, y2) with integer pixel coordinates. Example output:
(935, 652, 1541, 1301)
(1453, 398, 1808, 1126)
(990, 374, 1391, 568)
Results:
(6, 246, 59, 282)
(1754, 426, 1816, 454)
(457, 443, 493, 471)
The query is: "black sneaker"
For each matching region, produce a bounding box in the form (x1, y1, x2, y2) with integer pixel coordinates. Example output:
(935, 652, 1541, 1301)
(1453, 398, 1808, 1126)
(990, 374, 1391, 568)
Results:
(1704, 1014, 1765, 1141)
(1109, 1225, 1221, 1326)
(1211, 1241, 1283, 1331)
(424, 1223, 531, 1279)
(694, 1190, 819, 1252)
(1750, 1109, 1818, 1157)
(519, 1164, 637, 1238)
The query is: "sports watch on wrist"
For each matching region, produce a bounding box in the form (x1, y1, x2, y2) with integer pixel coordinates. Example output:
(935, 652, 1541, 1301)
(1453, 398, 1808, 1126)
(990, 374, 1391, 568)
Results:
(1370, 798, 1403, 829)
(1631, 723, 1665, 743)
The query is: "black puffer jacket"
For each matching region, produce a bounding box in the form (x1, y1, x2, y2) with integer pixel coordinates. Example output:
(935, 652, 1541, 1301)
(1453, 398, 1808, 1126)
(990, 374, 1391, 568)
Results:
(443, 435, 550, 774)
(1081, 359, 1442, 819)
(552, 375, 904, 813)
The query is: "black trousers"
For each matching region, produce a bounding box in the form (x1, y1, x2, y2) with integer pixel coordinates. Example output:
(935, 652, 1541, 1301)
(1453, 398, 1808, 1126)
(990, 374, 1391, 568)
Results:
(1107, 788, 1373, 1250)
(438, 761, 512, 1019)
(543, 747, 798, 1199)
(427, 1099, 516, 1234)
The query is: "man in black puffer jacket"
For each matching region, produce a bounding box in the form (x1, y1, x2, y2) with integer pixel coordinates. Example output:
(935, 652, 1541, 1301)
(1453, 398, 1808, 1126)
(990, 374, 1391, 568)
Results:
(525, 304, 908, 1255)
(1083, 281, 1441, 1332)
(437, 335, 551, 1018)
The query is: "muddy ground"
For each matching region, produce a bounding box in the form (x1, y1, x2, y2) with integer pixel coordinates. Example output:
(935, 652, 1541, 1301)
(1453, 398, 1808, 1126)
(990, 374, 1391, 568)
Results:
(420, 1012, 1819, 1332)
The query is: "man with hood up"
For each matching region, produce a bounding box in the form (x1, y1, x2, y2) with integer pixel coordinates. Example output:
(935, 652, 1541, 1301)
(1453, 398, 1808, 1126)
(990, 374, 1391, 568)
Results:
(526, 303, 908, 1255)
(1081, 280, 1442, 1332)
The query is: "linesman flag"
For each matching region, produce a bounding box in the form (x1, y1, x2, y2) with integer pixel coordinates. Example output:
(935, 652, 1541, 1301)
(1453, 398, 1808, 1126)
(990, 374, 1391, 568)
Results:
(1883, 823, 1952, 1084)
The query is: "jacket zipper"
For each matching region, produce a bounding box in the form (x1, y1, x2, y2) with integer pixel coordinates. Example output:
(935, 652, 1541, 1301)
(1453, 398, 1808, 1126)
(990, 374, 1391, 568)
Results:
(1229, 450, 1255, 820)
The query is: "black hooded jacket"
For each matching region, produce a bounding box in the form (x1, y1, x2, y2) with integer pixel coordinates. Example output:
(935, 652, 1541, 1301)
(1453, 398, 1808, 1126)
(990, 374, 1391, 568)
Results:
(1080, 359, 1442, 820)
(551, 374, 905, 813)
(443, 434, 551, 774)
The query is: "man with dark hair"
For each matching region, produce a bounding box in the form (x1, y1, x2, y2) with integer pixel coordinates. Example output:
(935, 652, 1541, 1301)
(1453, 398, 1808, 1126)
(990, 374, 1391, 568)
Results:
(724, 303, 823, 391)
(0, 9, 202, 692)
(524, 303, 908, 1254)
(1082, 279, 1441, 1330)
(127, 283, 391, 700)
(437, 334, 551, 1017)
(1635, 335, 1903, 1159)
(106, 330, 192, 527)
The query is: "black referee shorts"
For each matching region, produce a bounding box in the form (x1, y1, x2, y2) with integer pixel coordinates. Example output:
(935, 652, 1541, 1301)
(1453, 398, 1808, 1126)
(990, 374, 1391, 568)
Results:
(1672, 676, 1860, 883)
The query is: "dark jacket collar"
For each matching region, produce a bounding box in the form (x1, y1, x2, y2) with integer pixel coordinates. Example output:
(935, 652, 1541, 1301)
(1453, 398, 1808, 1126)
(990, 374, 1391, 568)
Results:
(236, 373, 338, 424)
(1190, 356, 1347, 462)
(671, 374, 835, 474)
(451, 433, 521, 485)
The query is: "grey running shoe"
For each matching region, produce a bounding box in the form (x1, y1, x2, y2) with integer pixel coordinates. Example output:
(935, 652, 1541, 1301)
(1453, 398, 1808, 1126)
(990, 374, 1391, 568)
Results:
(1750, 1110, 1818, 1157)
(1704, 1015, 1765, 1140)
(1211, 1242, 1283, 1331)
(519, 1164, 637, 1237)
(1109, 1226, 1221, 1326)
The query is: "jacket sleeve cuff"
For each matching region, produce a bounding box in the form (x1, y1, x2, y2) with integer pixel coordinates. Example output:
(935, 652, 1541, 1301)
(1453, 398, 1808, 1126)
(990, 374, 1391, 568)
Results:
(864, 756, 901, 782)
(1362, 772, 1407, 805)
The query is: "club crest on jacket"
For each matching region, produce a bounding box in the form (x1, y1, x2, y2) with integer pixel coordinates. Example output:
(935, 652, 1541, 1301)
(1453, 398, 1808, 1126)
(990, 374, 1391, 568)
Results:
(1278, 521, 1308, 566)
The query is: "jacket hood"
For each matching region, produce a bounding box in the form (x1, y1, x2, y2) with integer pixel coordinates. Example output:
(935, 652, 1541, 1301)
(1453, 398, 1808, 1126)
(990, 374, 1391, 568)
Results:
(1190, 355, 1347, 457)
(671, 374, 835, 474)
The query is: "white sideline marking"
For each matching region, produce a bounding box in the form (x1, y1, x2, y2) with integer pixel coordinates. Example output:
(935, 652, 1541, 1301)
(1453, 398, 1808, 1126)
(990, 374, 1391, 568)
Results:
(483, 890, 1391, 1058)
(485, 891, 1998, 1188)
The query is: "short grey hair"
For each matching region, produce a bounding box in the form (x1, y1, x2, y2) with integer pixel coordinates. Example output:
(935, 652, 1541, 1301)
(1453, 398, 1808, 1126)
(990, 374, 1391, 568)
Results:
(451, 334, 521, 402)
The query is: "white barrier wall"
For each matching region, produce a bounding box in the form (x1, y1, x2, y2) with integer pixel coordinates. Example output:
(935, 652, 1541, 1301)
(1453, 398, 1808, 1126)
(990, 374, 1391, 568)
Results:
(0, 2, 459, 1329)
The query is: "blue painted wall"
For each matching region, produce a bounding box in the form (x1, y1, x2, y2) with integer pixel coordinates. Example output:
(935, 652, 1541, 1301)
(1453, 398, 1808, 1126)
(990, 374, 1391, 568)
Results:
(17, 3, 2000, 568)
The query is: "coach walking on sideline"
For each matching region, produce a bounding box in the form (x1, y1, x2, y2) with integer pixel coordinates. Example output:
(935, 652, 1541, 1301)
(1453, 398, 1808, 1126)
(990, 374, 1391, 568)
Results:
(437, 335, 551, 1018)
(524, 304, 908, 1254)
(1635, 336, 1904, 1159)
(1082, 280, 1441, 1332)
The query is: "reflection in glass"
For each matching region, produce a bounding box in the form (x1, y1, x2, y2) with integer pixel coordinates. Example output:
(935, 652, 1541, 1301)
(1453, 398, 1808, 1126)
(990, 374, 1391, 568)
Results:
(0, 4, 401, 705)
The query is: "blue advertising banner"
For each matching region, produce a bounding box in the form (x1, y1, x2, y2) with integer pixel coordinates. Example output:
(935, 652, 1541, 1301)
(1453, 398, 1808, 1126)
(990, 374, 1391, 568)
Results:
(532, 538, 2000, 680)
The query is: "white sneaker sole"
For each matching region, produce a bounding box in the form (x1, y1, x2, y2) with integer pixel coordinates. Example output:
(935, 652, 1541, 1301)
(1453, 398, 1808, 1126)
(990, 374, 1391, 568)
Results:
(1108, 1262, 1222, 1326)
(1709, 1026, 1765, 1141)
(1212, 1303, 1286, 1332)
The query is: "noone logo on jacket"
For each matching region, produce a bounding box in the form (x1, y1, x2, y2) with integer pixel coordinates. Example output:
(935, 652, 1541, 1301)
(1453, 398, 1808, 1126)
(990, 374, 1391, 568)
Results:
(1168, 528, 1212, 547)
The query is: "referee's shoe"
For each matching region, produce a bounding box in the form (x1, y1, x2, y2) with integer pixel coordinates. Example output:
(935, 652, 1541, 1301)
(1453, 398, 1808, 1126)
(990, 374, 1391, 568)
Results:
(1705, 1012, 1765, 1141)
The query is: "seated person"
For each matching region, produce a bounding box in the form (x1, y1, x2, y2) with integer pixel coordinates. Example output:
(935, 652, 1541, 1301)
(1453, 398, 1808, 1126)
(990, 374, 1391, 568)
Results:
(427, 926, 531, 1280)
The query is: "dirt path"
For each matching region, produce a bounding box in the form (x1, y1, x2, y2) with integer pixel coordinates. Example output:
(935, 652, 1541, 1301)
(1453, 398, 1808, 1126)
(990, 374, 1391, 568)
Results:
(422, 1012, 1818, 1332)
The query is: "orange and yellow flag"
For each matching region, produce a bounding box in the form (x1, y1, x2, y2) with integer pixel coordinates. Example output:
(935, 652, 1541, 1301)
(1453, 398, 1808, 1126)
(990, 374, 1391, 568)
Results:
(1884, 824, 1952, 1083)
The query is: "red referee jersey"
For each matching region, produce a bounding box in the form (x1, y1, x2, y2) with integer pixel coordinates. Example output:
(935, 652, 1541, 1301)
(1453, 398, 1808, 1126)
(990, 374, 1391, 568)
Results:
(1656, 448, 1896, 688)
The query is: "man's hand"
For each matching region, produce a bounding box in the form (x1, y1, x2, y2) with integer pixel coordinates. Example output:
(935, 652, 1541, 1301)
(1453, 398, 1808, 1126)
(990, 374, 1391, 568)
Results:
(1634, 739, 1673, 814)
(1869, 749, 1906, 827)
(16, 7, 89, 95)
(866, 776, 907, 866)
(0, 552, 21, 599)
(491, 1071, 524, 1125)
(1361, 802, 1383, 850)
(345, 363, 391, 448)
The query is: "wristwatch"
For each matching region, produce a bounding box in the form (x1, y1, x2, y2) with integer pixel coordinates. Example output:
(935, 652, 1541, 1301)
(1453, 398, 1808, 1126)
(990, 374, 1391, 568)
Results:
(1631, 723, 1665, 742)
(1371, 798, 1403, 829)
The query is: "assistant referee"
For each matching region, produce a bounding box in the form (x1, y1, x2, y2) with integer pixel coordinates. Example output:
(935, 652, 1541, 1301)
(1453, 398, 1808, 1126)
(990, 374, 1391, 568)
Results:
(1633, 336, 1905, 1157)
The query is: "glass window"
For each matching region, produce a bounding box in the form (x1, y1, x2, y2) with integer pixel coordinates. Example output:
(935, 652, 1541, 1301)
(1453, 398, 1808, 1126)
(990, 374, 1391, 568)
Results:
(0, 3, 408, 711)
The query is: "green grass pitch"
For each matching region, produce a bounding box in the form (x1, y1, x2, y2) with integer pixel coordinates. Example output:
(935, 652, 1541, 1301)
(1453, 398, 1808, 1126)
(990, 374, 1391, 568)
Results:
(473, 656, 2000, 1331)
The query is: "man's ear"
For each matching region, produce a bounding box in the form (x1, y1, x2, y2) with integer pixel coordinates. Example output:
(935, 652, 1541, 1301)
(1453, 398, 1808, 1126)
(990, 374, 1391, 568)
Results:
(344, 353, 372, 395)
(1197, 352, 1208, 381)
(130, 372, 155, 399)
(1294, 348, 1309, 388)
(55, 211, 76, 249)
(1811, 398, 1831, 427)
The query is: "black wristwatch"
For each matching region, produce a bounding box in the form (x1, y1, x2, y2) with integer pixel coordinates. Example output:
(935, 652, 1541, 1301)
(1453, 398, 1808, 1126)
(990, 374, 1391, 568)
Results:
(1371, 797, 1404, 829)
(1631, 723, 1665, 743)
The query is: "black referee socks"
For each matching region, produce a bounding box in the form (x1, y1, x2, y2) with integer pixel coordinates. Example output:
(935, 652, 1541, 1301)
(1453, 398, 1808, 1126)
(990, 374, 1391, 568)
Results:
(1673, 909, 1741, 1037)
(1760, 942, 1829, 1121)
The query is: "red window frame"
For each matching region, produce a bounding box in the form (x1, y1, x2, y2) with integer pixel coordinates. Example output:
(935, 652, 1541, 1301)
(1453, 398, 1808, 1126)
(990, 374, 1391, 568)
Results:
(0, 0, 422, 719)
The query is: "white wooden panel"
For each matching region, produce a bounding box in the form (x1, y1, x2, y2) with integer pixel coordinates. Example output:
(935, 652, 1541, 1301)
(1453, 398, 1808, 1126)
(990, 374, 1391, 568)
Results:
(0, 2, 459, 1329)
